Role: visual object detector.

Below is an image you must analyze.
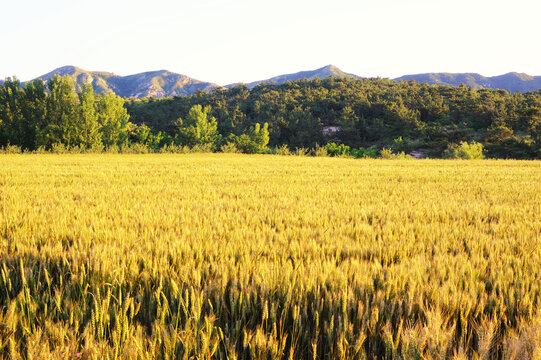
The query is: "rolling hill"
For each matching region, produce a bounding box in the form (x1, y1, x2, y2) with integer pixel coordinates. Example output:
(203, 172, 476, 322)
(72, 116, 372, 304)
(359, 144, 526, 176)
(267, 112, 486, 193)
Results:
(227, 65, 363, 89)
(394, 72, 541, 92)
(4, 65, 541, 97)
(22, 66, 219, 98)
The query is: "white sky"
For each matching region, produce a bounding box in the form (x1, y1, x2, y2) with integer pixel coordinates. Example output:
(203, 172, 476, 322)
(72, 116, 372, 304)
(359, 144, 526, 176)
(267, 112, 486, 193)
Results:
(1, 0, 540, 85)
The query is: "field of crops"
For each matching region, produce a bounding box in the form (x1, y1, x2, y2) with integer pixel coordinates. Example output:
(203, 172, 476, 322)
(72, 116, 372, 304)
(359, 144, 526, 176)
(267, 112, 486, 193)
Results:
(0, 154, 539, 359)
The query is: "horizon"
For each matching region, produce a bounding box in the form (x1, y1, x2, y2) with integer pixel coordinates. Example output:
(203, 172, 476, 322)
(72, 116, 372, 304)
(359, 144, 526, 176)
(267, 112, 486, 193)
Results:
(2, 63, 540, 87)
(1, 0, 540, 85)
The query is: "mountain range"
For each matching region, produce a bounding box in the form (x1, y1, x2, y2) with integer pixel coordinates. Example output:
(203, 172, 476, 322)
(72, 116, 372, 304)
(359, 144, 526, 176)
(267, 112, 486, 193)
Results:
(14, 66, 218, 98)
(226, 65, 362, 89)
(394, 72, 541, 93)
(3, 65, 541, 98)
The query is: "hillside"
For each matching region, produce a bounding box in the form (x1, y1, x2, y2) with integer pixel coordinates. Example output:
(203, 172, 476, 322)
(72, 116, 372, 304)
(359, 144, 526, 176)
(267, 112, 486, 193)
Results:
(228, 65, 363, 89)
(394, 72, 541, 92)
(24, 66, 219, 98)
(6, 65, 541, 98)
(125, 76, 540, 159)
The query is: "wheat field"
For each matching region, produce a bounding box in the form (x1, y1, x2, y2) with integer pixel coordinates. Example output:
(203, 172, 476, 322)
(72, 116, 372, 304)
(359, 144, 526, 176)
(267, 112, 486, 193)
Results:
(0, 154, 540, 359)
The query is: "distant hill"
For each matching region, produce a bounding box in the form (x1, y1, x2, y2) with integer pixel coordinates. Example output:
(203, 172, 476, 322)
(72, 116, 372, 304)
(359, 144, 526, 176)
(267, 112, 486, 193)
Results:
(21, 66, 219, 98)
(394, 72, 541, 93)
(228, 65, 363, 89)
(4, 65, 541, 97)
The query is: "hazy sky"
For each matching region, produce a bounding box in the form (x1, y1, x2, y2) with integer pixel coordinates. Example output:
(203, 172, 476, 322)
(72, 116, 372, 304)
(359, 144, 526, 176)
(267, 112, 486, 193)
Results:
(1, 0, 540, 85)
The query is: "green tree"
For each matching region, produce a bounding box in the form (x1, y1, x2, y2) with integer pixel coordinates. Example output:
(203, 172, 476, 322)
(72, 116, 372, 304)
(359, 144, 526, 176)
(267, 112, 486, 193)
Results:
(97, 92, 133, 147)
(175, 105, 220, 148)
(132, 123, 165, 149)
(337, 106, 361, 145)
(444, 141, 485, 159)
(486, 123, 513, 143)
(37, 75, 80, 148)
(0, 77, 24, 147)
(20, 80, 47, 150)
(228, 122, 269, 154)
(249, 122, 269, 152)
(78, 84, 102, 148)
(525, 107, 541, 145)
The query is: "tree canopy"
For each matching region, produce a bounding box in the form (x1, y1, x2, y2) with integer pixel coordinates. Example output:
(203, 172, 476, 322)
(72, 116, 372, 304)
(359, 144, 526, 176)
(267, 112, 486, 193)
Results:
(126, 78, 541, 158)
(1, 75, 540, 158)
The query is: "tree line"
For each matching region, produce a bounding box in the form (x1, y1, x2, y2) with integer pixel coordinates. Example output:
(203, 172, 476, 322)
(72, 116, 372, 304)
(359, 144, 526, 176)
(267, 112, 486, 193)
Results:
(0, 75, 135, 151)
(0, 75, 270, 154)
(1, 75, 540, 158)
(127, 77, 541, 159)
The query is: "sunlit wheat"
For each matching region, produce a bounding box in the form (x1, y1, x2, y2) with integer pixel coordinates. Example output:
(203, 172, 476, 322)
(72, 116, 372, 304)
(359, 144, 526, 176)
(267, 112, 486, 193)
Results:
(0, 154, 539, 359)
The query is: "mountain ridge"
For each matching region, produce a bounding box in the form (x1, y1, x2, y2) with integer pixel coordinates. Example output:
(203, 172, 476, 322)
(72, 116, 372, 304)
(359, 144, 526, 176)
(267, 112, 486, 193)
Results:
(394, 72, 541, 92)
(4, 65, 541, 97)
(19, 66, 219, 98)
(226, 65, 363, 89)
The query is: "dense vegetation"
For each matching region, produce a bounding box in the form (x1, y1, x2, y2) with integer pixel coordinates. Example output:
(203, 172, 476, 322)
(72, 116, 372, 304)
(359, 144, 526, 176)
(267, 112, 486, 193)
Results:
(1, 75, 540, 158)
(0, 155, 539, 359)
(0, 76, 270, 155)
(0, 76, 132, 151)
(127, 78, 541, 159)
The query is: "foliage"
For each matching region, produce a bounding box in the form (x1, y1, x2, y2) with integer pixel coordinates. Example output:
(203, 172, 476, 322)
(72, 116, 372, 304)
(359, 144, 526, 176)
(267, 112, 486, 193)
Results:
(219, 142, 240, 153)
(349, 146, 378, 159)
(274, 144, 291, 155)
(96, 92, 134, 147)
(125, 77, 541, 159)
(294, 147, 309, 156)
(38, 75, 81, 147)
(120, 142, 151, 154)
(78, 84, 102, 148)
(379, 147, 394, 159)
(444, 141, 486, 159)
(189, 143, 215, 153)
(0, 155, 539, 358)
(2, 75, 541, 158)
(227, 122, 269, 154)
(312, 144, 328, 157)
(325, 142, 350, 156)
(175, 105, 220, 150)
(0, 76, 136, 150)
(0, 144, 22, 154)
(131, 123, 165, 150)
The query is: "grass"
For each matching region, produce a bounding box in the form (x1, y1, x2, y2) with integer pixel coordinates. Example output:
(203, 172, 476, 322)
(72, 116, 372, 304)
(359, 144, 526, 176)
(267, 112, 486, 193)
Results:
(0, 154, 540, 359)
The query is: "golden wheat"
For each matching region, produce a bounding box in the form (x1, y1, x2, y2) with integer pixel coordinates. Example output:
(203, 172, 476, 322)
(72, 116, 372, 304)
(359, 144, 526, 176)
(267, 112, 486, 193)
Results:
(0, 154, 539, 359)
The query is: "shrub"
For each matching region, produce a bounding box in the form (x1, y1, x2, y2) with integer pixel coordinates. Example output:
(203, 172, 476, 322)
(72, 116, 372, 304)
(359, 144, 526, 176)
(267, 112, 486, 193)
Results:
(86, 143, 105, 154)
(105, 144, 120, 154)
(160, 144, 191, 154)
(159, 144, 179, 153)
(51, 143, 68, 154)
(394, 151, 408, 160)
(325, 142, 350, 156)
(379, 147, 394, 159)
(228, 123, 270, 154)
(33, 146, 48, 154)
(220, 143, 240, 153)
(444, 141, 485, 159)
(121, 143, 151, 154)
(350, 146, 378, 159)
(0, 144, 22, 154)
(312, 145, 328, 157)
(274, 144, 291, 156)
(190, 143, 214, 153)
(379, 148, 410, 159)
(68, 145, 84, 154)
